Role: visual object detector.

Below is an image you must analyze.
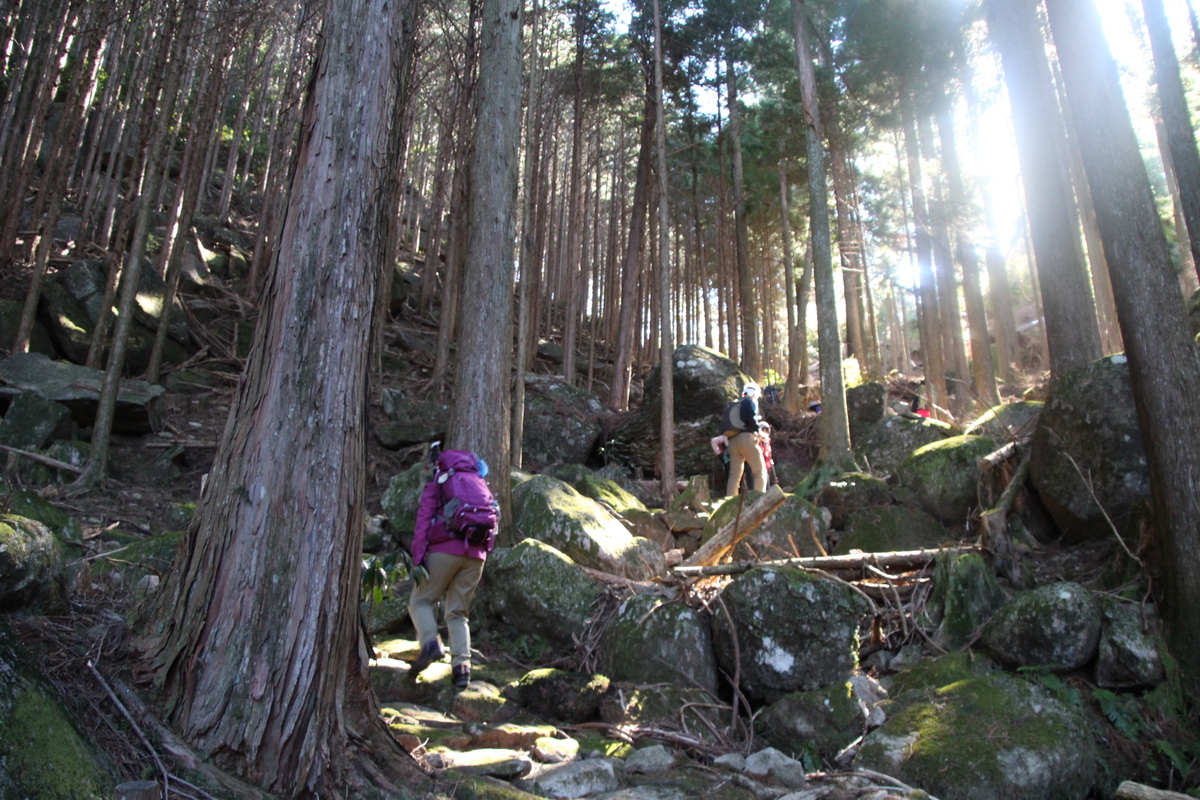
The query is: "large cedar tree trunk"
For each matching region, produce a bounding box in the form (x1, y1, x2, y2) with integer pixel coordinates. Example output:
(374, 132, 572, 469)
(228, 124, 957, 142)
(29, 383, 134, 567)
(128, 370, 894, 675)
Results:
(1047, 0, 1200, 675)
(137, 0, 423, 794)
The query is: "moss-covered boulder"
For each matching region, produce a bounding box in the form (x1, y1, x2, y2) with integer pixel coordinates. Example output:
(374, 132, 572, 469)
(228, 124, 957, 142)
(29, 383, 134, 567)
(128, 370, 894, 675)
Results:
(605, 345, 753, 480)
(598, 682, 725, 744)
(758, 682, 866, 761)
(854, 415, 954, 476)
(509, 475, 665, 579)
(0, 515, 67, 614)
(1094, 601, 1164, 689)
(981, 582, 1101, 671)
(483, 539, 601, 646)
(617, 508, 673, 548)
(15, 439, 89, 486)
(926, 551, 1008, 651)
(833, 505, 947, 556)
(887, 651, 996, 699)
(502, 668, 610, 723)
(88, 530, 183, 597)
(964, 401, 1043, 445)
(712, 566, 868, 702)
(0, 619, 114, 799)
(0, 479, 83, 544)
(597, 591, 718, 694)
(856, 671, 1096, 800)
(375, 389, 450, 449)
(735, 491, 830, 560)
(1029, 354, 1148, 542)
(0, 392, 73, 450)
(816, 472, 893, 530)
(846, 381, 888, 447)
(896, 435, 997, 524)
(575, 474, 648, 516)
(699, 491, 764, 545)
(521, 375, 605, 470)
(380, 460, 432, 536)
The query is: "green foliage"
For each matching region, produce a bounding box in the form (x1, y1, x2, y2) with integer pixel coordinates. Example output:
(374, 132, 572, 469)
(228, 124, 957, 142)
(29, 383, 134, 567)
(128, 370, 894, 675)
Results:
(361, 549, 412, 607)
(842, 357, 863, 389)
(1017, 666, 1081, 708)
(796, 739, 822, 773)
(1092, 688, 1142, 740)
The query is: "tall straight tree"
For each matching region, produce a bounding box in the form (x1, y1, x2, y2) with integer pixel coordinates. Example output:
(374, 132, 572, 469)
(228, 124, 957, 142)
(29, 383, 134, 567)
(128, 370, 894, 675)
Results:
(1143, 0, 1200, 284)
(653, 0, 675, 502)
(985, 0, 1102, 380)
(727, 48, 760, 378)
(449, 0, 523, 521)
(792, 0, 854, 476)
(1046, 0, 1200, 674)
(137, 0, 424, 793)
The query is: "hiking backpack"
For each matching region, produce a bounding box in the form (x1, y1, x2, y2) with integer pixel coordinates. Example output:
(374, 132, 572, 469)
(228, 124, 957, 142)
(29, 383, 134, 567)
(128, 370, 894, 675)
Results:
(721, 400, 746, 437)
(432, 450, 499, 549)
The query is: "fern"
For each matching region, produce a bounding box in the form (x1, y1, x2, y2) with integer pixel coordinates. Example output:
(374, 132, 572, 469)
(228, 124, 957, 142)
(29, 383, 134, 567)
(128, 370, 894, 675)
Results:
(1093, 688, 1142, 740)
(1153, 739, 1193, 776)
(1019, 667, 1081, 708)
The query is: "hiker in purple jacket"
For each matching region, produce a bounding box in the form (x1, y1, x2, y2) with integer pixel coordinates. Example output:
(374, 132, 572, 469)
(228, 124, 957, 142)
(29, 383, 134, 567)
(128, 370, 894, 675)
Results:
(408, 447, 494, 688)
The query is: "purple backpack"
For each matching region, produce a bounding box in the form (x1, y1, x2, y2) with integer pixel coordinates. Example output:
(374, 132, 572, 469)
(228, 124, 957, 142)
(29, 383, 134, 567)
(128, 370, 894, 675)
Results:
(432, 450, 498, 549)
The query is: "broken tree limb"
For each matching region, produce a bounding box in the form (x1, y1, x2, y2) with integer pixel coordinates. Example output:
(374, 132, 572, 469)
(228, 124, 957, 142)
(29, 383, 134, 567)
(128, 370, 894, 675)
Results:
(680, 484, 787, 568)
(979, 449, 1030, 584)
(1115, 782, 1194, 800)
(673, 545, 979, 578)
(0, 443, 84, 474)
(978, 440, 1018, 471)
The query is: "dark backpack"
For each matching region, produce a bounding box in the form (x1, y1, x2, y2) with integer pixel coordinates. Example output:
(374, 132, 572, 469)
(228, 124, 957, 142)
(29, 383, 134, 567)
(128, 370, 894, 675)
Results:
(721, 400, 746, 437)
(432, 450, 498, 549)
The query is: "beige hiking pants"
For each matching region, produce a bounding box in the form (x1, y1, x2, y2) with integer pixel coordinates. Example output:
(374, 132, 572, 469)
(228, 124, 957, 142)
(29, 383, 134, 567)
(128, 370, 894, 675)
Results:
(408, 551, 485, 668)
(726, 431, 767, 496)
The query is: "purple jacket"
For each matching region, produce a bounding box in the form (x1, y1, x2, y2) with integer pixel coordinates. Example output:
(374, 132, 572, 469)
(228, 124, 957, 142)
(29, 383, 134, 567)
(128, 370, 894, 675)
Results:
(411, 472, 491, 565)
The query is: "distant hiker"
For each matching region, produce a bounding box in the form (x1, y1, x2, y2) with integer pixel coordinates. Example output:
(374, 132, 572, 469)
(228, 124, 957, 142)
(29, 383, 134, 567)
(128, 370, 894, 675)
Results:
(408, 442, 498, 689)
(721, 381, 769, 496)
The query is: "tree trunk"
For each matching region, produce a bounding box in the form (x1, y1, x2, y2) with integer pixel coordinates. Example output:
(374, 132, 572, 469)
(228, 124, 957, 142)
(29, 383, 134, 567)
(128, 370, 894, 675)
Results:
(1143, 0, 1200, 285)
(985, 0, 1102, 380)
(138, 0, 424, 793)
(779, 157, 802, 414)
(1047, 0, 1200, 676)
(727, 50, 759, 379)
(448, 0, 522, 524)
(653, 0, 675, 502)
(901, 99, 950, 420)
(792, 0, 853, 474)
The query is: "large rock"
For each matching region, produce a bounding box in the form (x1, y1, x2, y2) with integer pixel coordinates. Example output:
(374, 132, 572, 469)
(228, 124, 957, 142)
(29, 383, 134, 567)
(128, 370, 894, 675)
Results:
(502, 668, 611, 723)
(515, 757, 624, 798)
(574, 474, 648, 516)
(981, 582, 1101, 671)
(58, 257, 189, 344)
(926, 551, 1007, 651)
(846, 382, 888, 447)
(0, 478, 84, 544)
(833, 505, 947, 556)
(0, 352, 164, 434)
(758, 682, 867, 762)
(509, 475, 665, 579)
(854, 415, 954, 476)
(0, 392, 73, 449)
(605, 345, 752, 480)
(1095, 601, 1164, 689)
(380, 460, 432, 538)
(896, 435, 997, 525)
(964, 401, 1043, 445)
(816, 472, 893, 530)
(0, 515, 67, 614)
(0, 618, 115, 799)
(597, 591, 719, 694)
(521, 375, 605, 469)
(598, 683, 725, 745)
(1029, 354, 1148, 542)
(734, 491, 829, 560)
(712, 566, 868, 703)
(856, 669, 1096, 800)
(375, 389, 449, 449)
(0, 298, 55, 356)
(483, 539, 602, 646)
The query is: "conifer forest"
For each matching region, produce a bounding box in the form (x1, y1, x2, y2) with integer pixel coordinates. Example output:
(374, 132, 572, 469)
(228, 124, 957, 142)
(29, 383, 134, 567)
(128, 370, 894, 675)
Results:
(4, 0, 1200, 797)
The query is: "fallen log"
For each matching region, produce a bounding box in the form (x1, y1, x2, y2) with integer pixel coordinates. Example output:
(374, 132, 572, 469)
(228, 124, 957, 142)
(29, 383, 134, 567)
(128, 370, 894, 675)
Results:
(673, 545, 979, 578)
(680, 485, 787, 569)
(1115, 781, 1194, 800)
(0, 443, 84, 474)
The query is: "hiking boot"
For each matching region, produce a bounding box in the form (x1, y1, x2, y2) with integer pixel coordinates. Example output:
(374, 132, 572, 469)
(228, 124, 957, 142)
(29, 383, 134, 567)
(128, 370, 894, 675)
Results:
(452, 663, 470, 689)
(409, 638, 443, 679)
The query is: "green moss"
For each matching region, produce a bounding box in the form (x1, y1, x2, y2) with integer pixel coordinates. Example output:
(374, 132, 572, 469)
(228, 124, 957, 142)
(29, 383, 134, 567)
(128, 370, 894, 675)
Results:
(897, 435, 997, 523)
(0, 479, 84, 544)
(563, 731, 633, 759)
(576, 474, 647, 515)
(440, 771, 547, 800)
(834, 505, 947, 555)
(888, 652, 994, 699)
(89, 530, 182, 582)
(0, 689, 110, 799)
